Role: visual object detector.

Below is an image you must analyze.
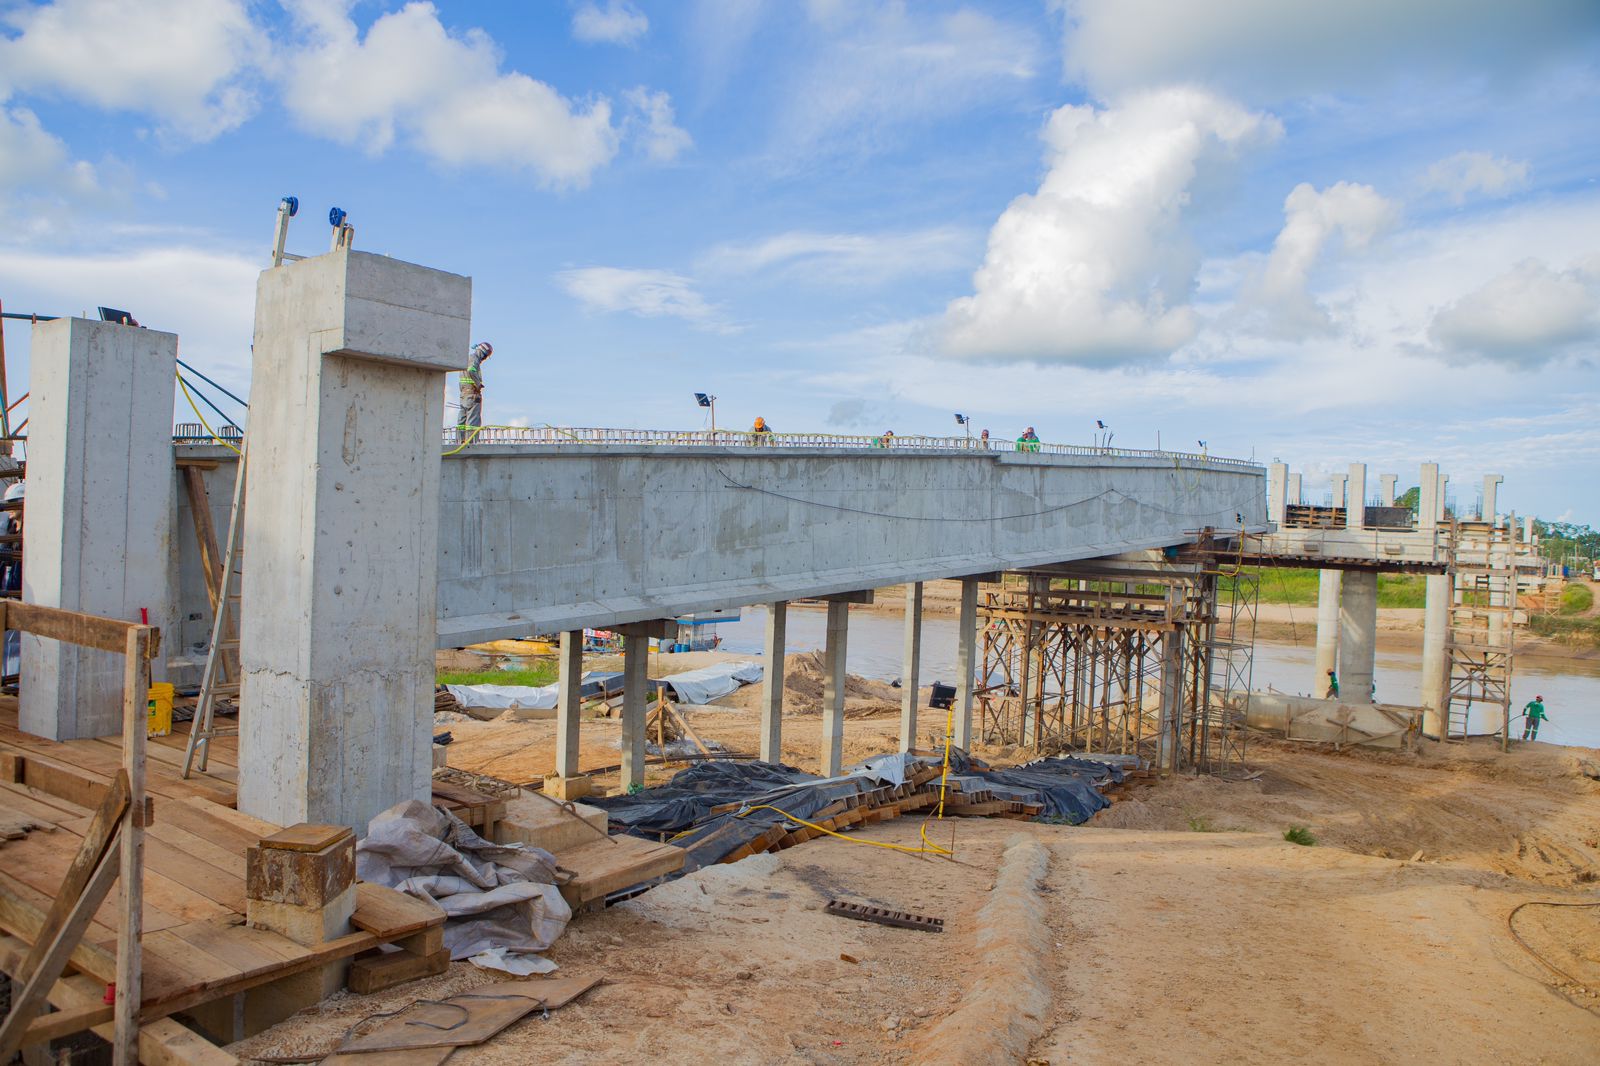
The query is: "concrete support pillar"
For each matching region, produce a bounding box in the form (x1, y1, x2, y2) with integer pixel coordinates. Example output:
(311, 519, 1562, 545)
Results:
(821, 601, 849, 776)
(237, 247, 468, 830)
(554, 630, 584, 785)
(1418, 463, 1439, 534)
(1267, 462, 1288, 525)
(1345, 463, 1367, 529)
(1436, 472, 1449, 522)
(1287, 472, 1302, 506)
(621, 634, 648, 790)
(1314, 570, 1342, 692)
(1379, 475, 1397, 507)
(1523, 515, 1534, 544)
(21, 318, 176, 740)
(760, 602, 787, 763)
(1482, 473, 1503, 523)
(1421, 573, 1450, 737)
(1330, 472, 1348, 510)
(954, 577, 978, 750)
(1339, 570, 1378, 705)
(1157, 586, 1186, 772)
(898, 583, 923, 751)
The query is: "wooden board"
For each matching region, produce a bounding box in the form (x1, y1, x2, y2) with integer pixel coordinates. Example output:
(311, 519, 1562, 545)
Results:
(557, 835, 684, 906)
(351, 882, 446, 940)
(261, 824, 351, 853)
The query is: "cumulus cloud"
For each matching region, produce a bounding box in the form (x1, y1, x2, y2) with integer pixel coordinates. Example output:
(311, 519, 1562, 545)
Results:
(572, 0, 648, 45)
(279, 1, 620, 187)
(1057, 0, 1600, 101)
(0, 0, 265, 140)
(623, 88, 692, 162)
(1247, 181, 1397, 335)
(940, 87, 1279, 364)
(556, 267, 735, 332)
(1422, 151, 1531, 204)
(703, 228, 973, 286)
(1428, 258, 1600, 365)
(774, 2, 1040, 160)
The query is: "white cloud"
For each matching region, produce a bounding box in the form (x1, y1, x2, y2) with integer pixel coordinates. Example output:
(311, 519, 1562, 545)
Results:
(1422, 151, 1531, 204)
(572, 1, 649, 46)
(1428, 258, 1600, 365)
(940, 87, 1279, 364)
(1247, 181, 1397, 336)
(774, 2, 1040, 160)
(0, 0, 265, 140)
(556, 267, 735, 332)
(623, 88, 692, 163)
(703, 228, 974, 286)
(280, 1, 619, 187)
(1057, 0, 1600, 101)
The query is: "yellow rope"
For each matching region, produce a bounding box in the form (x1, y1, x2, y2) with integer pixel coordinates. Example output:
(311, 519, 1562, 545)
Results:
(736, 802, 953, 857)
(176, 374, 242, 455)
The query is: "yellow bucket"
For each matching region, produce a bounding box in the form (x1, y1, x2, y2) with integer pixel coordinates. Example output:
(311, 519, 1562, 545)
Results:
(147, 682, 174, 737)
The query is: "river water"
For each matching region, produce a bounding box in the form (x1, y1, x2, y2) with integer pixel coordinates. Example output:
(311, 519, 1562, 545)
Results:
(711, 605, 1600, 748)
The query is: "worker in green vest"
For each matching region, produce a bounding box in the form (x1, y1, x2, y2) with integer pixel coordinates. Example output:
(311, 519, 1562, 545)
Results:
(1324, 668, 1339, 699)
(1520, 696, 1548, 741)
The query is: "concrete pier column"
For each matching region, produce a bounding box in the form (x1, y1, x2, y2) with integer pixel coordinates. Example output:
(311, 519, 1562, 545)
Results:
(954, 577, 978, 750)
(1314, 570, 1342, 692)
(1267, 462, 1288, 525)
(898, 582, 923, 751)
(1330, 472, 1348, 510)
(1418, 463, 1439, 532)
(621, 632, 648, 790)
(1287, 472, 1302, 506)
(21, 317, 176, 740)
(1157, 586, 1186, 772)
(1482, 474, 1503, 523)
(1436, 472, 1450, 522)
(760, 602, 788, 763)
(1420, 573, 1450, 737)
(821, 601, 849, 776)
(553, 630, 585, 788)
(1345, 464, 1367, 528)
(1339, 570, 1378, 704)
(1379, 475, 1397, 507)
(237, 247, 469, 829)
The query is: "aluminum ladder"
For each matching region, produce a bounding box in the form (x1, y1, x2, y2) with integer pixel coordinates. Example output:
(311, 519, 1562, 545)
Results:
(182, 441, 246, 778)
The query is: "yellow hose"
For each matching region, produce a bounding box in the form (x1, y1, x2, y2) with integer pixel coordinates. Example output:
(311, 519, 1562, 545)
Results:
(176, 374, 242, 455)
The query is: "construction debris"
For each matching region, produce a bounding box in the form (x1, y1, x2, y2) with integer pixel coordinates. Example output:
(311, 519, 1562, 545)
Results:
(825, 899, 944, 933)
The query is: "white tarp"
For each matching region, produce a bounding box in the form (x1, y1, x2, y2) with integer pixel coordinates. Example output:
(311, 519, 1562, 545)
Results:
(357, 800, 571, 959)
(659, 661, 763, 705)
(445, 681, 558, 711)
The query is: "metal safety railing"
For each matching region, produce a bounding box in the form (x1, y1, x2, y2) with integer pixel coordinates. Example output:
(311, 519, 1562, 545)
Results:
(434, 425, 1261, 469)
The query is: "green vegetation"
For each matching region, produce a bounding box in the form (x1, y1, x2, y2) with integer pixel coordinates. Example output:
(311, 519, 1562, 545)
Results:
(1534, 519, 1599, 569)
(1220, 567, 1427, 608)
(1283, 825, 1317, 847)
(1559, 583, 1594, 615)
(1528, 613, 1600, 647)
(1186, 811, 1245, 833)
(437, 663, 559, 688)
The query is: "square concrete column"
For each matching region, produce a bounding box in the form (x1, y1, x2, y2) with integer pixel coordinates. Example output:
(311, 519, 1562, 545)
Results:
(1338, 569, 1378, 704)
(21, 318, 176, 740)
(820, 600, 849, 776)
(1267, 462, 1288, 525)
(1345, 464, 1366, 529)
(1481, 474, 1503, 523)
(1330, 472, 1347, 509)
(1314, 569, 1341, 692)
(1287, 472, 1302, 506)
(1420, 573, 1450, 736)
(898, 582, 923, 752)
(554, 629, 584, 781)
(237, 248, 469, 830)
(621, 634, 648, 790)
(1379, 475, 1397, 507)
(954, 577, 978, 750)
(1436, 472, 1449, 522)
(1157, 585, 1186, 772)
(760, 602, 787, 763)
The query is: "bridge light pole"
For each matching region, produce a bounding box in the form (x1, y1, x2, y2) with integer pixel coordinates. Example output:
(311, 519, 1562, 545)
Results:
(694, 391, 716, 436)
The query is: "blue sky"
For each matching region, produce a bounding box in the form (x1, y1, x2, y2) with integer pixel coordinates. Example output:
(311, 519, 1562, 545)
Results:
(1, 0, 1598, 522)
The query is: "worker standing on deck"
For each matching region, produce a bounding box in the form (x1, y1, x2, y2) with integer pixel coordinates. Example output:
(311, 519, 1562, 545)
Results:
(1016, 426, 1041, 452)
(1521, 695, 1548, 741)
(457, 341, 493, 431)
(1325, 668, 1339, 699)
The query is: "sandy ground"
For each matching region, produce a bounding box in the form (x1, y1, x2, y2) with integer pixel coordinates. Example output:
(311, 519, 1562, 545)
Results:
(231, 737, 1600, 1065)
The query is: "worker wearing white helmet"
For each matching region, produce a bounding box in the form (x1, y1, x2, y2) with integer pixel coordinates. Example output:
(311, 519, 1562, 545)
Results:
(458, 342, 492, 432)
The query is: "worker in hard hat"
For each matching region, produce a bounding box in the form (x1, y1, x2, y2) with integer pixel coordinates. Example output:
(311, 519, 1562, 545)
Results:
(1016, 426, 1041, 452)
(751, 416, 772, 443)
(457, 341, 492, 432)
(1520, 695, 1548, 741)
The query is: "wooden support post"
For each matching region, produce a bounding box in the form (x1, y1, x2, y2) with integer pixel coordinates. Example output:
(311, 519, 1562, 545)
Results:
(115, 625, 150, 1066)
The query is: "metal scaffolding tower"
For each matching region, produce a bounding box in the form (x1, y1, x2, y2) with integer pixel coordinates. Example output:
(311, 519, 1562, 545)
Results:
(1445, 519, 1516, 749)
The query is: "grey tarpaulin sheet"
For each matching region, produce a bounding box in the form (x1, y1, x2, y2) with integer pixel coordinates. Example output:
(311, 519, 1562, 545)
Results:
(444, 670, 623, 711)
(357, 800, 572, 960)
(655, 660, 763, 704)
